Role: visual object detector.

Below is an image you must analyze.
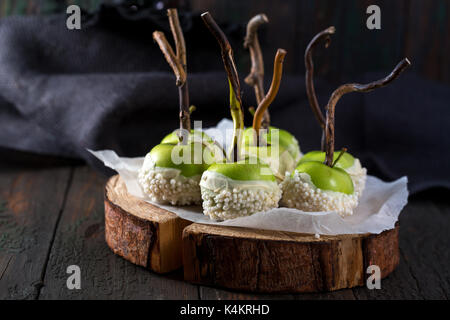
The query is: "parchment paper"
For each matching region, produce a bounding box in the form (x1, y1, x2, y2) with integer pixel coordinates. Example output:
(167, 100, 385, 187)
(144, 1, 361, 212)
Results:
(89, 119, 408, 235)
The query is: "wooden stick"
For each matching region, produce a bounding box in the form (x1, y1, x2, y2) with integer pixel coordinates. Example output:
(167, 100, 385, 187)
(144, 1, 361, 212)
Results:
(167, 8, 190, 135)
(252, 49, 286, 143)
(332, 148, 347, 167)
(201, 12, 244, 161)
(167, 8, 186, 67)
(244, 14, 270, 128)
(152, 31, 186, 86)
(305, 26, 335, 151)
(324, 58, 411, 166)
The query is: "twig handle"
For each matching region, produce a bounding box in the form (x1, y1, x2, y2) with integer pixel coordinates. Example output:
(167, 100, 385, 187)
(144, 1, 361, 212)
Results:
(153, 31, 186, 86)
(201, 12, 242, 105)
(201, 12, 244, 161)
(305, 26, 335, 150)
(252, 49, 287, 141)
(324, 58, 411, 166)
(168, 9, 187, 67)
(244, 14, 268, 104)
(153, 9, 191, 137)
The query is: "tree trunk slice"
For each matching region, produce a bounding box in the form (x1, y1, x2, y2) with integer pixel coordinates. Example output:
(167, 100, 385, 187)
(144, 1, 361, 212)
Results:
(183, 223, 399, 293)
(104, 175, 192, 273)
(104, 175, 400, 292)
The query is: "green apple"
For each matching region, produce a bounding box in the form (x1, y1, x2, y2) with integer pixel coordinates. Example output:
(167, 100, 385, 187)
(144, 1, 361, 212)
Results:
(242, 126, 300, 178)
(243, 126, 300, 161)
(243, 144, 295, 179)
(161, 129, 214, 145)
(294, 161, 354, 194)
(149, 143, 217, 177)
(298, 150, 355, 169)
(206, 159, 276, 182)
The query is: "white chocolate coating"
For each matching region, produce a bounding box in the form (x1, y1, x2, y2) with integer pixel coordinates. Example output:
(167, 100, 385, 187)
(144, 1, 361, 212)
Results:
(280, 171, 358, 217)
(346, 158, 367, 197)
(138, 153, 201, 205)
(200, 171, 282, 220)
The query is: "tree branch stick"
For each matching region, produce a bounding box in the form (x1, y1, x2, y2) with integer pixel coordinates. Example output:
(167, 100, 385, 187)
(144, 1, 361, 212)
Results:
(154, 9, 191, 139)
(153, 31, 186, 86)
(305, 26, 335, 151)
(332, 148, 347, 167)
(167, 8, 186, 67)
(201, 12, 244, 161)
(324, 58, 411, 166)
(252, 49, 286, 143)
(167, 8, 190, 137)
(244, 14, 270, 128)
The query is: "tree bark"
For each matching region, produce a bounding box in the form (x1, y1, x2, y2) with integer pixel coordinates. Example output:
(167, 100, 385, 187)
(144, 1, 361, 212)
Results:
(104, 175, 191, 273)
(183, 223, 399, 293)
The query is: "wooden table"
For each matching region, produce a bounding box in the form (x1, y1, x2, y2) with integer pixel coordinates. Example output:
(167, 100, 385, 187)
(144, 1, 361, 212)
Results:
(0, 152, 449, 300)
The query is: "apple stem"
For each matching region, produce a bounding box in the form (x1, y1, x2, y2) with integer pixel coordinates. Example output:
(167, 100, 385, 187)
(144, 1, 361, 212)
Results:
(252, 49, 286, 145)
(331, 148, 347, 167)
(305, 26, 335, 151)
(153, 9, 191, 144)
(244, 14, 270, 129)
(324, 58, 411, 167)
(201, 12, 244, 162)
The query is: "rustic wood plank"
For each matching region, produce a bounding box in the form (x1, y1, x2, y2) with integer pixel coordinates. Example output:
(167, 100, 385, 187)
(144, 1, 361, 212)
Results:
(432, 199, 450, 299)
(39, 166, 199, 299)
(294, 289, 357, 300)
(200, 283, 356, 300)
(352, 196, 450, 299)
(201, 285, 356, 300)
(352, 252, 423, 299)
(200, 286, 294, 300)
(0, 163, 72, 300)
(396, 198, 449, 299)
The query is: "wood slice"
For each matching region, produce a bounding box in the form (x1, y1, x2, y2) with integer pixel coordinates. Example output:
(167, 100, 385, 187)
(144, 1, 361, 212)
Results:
(183, 223, 399, 293)
(104, 175, 191, 273)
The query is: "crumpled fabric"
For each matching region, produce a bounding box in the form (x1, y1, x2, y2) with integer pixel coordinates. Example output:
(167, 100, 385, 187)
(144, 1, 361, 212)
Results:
(0, 5, 448, 193)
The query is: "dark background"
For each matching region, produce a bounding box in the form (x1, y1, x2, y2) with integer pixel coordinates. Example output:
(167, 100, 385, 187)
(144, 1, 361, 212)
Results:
(0, 0, 449, 194)
(1, 0, 449, 83)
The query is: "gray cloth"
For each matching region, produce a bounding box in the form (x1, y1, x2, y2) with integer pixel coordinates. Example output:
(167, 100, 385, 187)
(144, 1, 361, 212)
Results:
(0, 5, 448, 194)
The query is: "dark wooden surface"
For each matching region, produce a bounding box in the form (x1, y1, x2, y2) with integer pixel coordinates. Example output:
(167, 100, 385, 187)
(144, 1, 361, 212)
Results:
(0, 153, 449, 300)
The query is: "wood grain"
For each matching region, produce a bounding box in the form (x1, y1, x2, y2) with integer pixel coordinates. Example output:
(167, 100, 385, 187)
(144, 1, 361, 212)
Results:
(0, 155, 447, 299)
(353, 194, 450, 299)
(104, 175, 192, 273)
(0, 164, 72, 299)
(183, 223, 399, 293)
(39, 167, 199, 299)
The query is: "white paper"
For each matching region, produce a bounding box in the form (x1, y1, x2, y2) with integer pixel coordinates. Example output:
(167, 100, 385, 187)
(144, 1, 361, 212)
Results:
(89, 119, 408, 235)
